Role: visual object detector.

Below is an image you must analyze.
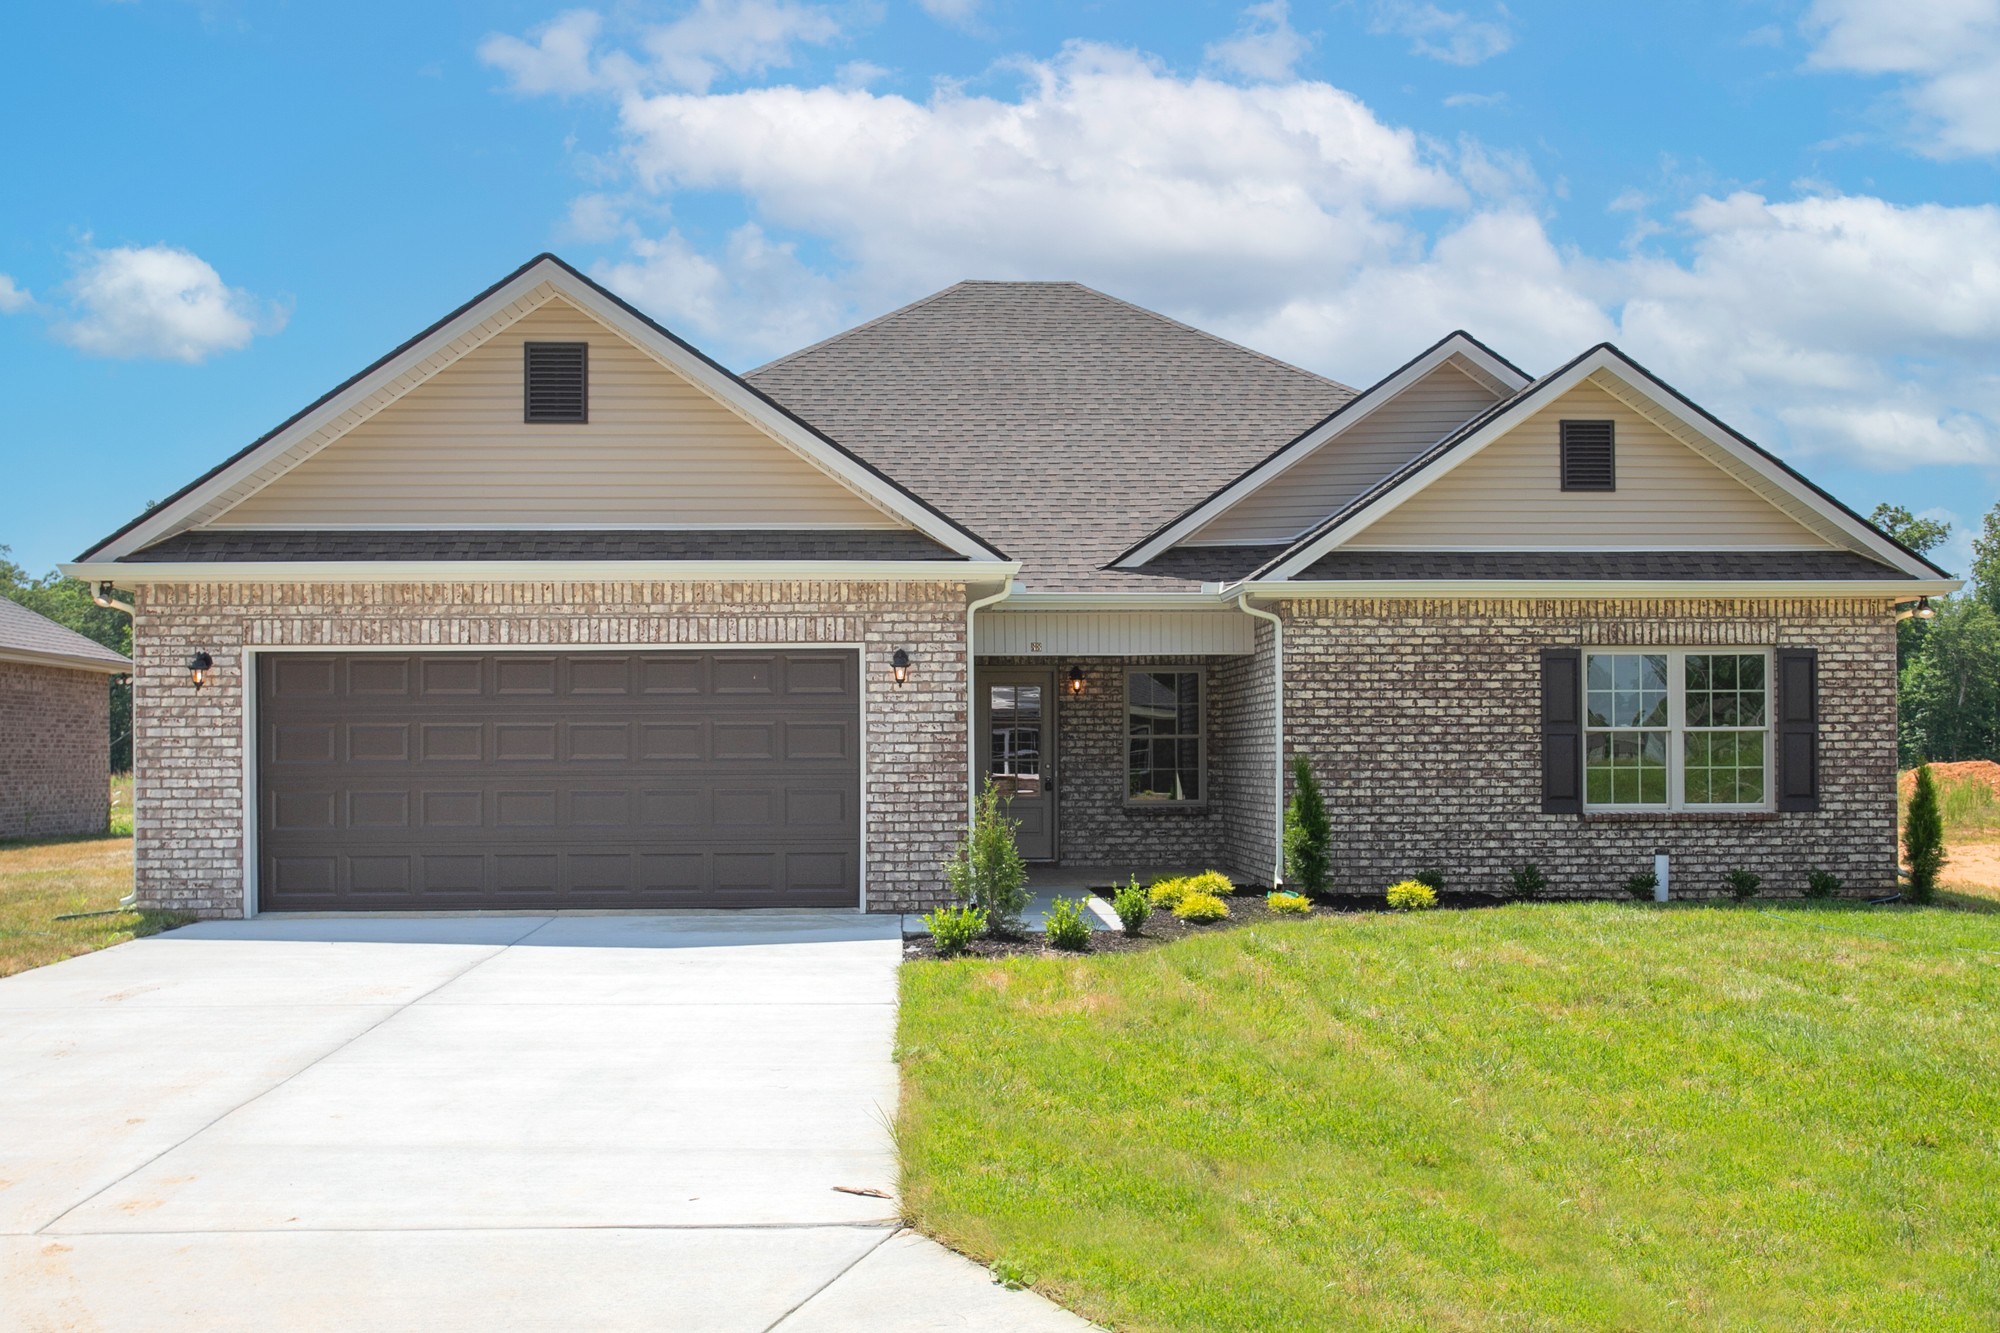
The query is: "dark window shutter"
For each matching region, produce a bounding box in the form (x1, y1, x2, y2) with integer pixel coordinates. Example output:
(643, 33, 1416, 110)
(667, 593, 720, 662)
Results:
(1560, 420, 1615, 491)
(1776, 648, 1819, 812)
(524, 342, 588, 423)
(1541, 648, 1583, 814)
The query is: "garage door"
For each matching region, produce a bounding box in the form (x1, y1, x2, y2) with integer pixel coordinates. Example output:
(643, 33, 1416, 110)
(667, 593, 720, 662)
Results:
(256, 651, 860, 911)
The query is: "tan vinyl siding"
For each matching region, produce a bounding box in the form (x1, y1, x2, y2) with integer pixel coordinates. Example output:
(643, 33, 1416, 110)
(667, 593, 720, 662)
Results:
(1188, 362, 1503, 545)
(1347, 381, 1833, 549)
(214, 298, 899, 529)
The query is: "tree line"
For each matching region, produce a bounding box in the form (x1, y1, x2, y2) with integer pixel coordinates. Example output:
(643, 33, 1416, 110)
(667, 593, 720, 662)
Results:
(1871, 501, 2000, 768)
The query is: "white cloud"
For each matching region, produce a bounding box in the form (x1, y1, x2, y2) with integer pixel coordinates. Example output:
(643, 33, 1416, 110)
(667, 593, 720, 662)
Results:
(480, 1, 842, 96)
(916, 0, 982, 28)
(1442, 90, 1506, 108)
(1205, 1, 1311, 83)
(1803, 0, 2000, 157)
(1369, 1, 1515, 66)
(53, 244, 283, 363)
(498, 24, 2000, 473)
(0, 274, 31, 314)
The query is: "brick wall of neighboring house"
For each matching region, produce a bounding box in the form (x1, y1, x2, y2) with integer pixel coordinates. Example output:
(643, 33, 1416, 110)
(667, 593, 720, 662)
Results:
(130, 580, 971, 917)
(977, 655, 1274, 883)
(1275, 596, 1901, 898)
(0, 659, 111, 839)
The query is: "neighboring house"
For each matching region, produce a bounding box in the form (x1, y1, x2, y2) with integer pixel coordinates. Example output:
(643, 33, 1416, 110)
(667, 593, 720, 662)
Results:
(64, 254, 1955, 917)
(0, 597, 129, 839)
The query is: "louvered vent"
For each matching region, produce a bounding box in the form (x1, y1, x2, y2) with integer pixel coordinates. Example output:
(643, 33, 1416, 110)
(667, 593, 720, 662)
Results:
(1559, 419, 1615, 491)
(524, 342, 588, 423)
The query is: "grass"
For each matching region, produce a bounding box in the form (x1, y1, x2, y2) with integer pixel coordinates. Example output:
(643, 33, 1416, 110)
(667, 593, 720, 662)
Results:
(0, 789, 187, 977)
(898, 903, 2000, 1331)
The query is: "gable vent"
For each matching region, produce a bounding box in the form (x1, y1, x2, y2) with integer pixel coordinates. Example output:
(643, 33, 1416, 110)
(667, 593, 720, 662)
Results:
(524, 342, 588, 423)
(1559, 419, 1615, 491)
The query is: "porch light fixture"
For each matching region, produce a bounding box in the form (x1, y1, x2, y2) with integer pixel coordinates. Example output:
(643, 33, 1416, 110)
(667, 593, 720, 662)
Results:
(1067, 665, 1085, 696)
(1916, 596, 1936, 621)
(890, 649, 910, 687)
(187, 649, 214, 690)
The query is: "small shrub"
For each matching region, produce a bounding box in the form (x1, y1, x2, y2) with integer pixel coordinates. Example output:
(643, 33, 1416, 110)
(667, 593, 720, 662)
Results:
(1283, 753, 1331, 896)
(1043, 895, 1093, 951)
(1385, 879, 1437, 911)
(1506, 862, 1547, 902)
(1725, 868, 1762, 901)
(1413, 868, 1446, 894)
(1111, 877, 1152, 935)
(1905, 763, 1946, 905)
(1173, 891, 1230, 922)
(1147, 876, 1189, 909)
(1267, 890, 1313, 916)
(943, 780, 1029, 934)
(1183, 869, 1236, 897)
(1624, 869, 1658, 901)
(1806, 869, 1842, 899)
(922, 903, 987, 957)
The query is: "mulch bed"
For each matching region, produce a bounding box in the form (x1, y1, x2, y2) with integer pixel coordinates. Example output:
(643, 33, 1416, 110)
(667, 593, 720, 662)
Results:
(902, 890, 1509, 961)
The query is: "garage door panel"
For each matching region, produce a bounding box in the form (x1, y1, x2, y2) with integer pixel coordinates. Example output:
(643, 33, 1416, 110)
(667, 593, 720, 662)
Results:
(257, 651, 860, 911)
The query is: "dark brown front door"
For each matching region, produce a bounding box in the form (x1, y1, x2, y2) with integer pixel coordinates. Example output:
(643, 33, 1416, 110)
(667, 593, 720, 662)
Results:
(256, 651, 860, 911)
(977, 670, 1056, 861)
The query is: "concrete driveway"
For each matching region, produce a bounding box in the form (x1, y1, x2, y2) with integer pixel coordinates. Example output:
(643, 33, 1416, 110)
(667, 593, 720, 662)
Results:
(0, 914, 1090, 1331)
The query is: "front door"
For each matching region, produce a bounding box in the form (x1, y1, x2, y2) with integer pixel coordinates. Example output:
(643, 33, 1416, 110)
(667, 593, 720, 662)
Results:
(976, 670, 1057, 861)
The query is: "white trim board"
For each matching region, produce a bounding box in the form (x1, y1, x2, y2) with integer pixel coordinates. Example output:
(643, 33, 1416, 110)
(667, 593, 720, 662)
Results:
(80, 255, 1007, 565)
(1115, 332, 1531, 568)
(63, 559, 1019, 585)
(1258, 346, 1947, 583)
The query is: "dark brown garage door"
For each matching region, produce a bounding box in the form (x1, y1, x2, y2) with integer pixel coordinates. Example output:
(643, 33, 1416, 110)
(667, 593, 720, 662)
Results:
(256, 651, 860, 911)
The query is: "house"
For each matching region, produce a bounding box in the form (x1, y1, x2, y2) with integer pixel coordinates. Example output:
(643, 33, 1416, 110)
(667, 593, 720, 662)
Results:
(64, 254, 1955, 916)
(0, 596, 129, 839)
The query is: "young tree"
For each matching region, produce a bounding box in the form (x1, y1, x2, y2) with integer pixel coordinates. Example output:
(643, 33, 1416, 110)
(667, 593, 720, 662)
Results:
(1904, 763, 1946, 905)
(943, 779, 1030, 935)
(1282, 752, 1331, 897)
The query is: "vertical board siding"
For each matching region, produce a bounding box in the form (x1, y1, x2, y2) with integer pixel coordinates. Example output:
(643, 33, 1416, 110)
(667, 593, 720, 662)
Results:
(1348, 380, 1833, 549)
(1187, 362, 1504, 545)
(213, 299, 897, 529)
(979, 611, 1255, 656)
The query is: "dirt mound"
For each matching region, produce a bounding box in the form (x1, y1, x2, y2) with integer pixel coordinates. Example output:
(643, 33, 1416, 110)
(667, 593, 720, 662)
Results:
(1900, 759, 2000, 800)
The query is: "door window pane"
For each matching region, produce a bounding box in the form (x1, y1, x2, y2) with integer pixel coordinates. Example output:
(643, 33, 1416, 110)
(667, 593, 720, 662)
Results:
(989, 683, 1043, 797)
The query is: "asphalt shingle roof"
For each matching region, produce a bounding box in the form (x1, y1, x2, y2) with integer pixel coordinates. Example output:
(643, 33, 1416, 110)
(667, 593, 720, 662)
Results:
(0, 596, 129, 672)
(746, 281, 1354, 591)
(126, 529, 961, 563)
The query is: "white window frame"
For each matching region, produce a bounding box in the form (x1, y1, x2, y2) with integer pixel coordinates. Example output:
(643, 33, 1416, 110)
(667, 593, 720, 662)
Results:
(1582, 647, 1773, 813)
(1124, 665, 1207, 807)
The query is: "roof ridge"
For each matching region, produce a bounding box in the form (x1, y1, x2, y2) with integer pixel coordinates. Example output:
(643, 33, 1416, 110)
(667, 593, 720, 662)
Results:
(742, 281, 983, 378)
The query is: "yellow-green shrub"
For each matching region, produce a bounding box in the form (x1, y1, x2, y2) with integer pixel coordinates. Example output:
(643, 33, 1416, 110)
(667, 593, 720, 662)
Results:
(1267, 891, 1313, 916)
(1147, 876, 1189, 909)
(1385, 879, 1437, 911)
(1182, 870, 1235, 897)
(1173, 891, 1230, 922)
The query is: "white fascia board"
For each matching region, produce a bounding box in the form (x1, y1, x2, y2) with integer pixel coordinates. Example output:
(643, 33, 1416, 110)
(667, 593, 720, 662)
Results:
(61, 560, 1020, 585)
(86, 258, 1005, 565)
(0, 648, 132, 675)
(989, 591, 1235, 611)
(1115, 333, 1531, 569)
(1260, 347, 1945, 583)
(1238, 578, 1961, 600)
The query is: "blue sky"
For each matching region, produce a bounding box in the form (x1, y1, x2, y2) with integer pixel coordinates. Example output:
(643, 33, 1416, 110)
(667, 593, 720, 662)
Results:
(5, 0, 1998, 574)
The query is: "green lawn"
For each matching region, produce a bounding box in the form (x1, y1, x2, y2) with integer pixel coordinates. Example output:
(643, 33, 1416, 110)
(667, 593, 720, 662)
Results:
(898, 903, 2000, 1331)
(0, 830, 186, 978)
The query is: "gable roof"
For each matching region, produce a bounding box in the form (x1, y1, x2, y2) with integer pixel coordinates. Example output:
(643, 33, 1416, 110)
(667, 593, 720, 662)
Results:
(0, 597, 129, 674)
(745, 281, 1355, 592)
(1249, 342, 1952, 584)
(1114, 330, 1531, 569)
(76, 254, 1007, 566)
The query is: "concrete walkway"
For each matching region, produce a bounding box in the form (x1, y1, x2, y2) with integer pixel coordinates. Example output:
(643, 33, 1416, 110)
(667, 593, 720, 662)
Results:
(0, 914, 1092, 1331)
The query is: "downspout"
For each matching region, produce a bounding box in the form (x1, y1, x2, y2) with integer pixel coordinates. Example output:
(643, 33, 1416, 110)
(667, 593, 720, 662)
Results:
(1236, 591, 1285, 888)
(966, 580, 1016, 820)
(92, 582, 138, 909)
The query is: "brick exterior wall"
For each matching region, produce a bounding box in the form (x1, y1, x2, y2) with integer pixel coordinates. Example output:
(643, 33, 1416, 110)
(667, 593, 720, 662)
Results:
(1276, 596, 1900, 898)
(130, 580, 969, 916)
(977, 654, 1274, 883)
(0, 660, 112, 839)
(1215, 620, 1281, 887)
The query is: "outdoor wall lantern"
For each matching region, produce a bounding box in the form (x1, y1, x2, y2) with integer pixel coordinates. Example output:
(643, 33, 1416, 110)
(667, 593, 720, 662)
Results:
(890, 649, 910, 687)
(1067, 665, 1085, 696)
(187, 649, 214, 690)
(1916, 596, 1937, 620)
